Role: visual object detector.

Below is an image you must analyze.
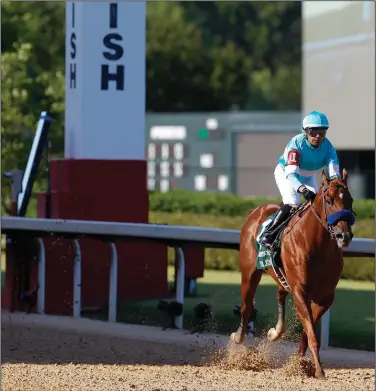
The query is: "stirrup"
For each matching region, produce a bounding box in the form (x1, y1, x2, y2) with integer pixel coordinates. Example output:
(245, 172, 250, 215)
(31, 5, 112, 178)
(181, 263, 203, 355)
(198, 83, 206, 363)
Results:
(260, 234, 275, 250)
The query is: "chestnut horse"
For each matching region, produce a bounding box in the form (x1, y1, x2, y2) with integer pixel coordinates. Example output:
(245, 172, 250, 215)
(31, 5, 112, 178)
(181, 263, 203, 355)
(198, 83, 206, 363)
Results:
(230, 169, 355, 379)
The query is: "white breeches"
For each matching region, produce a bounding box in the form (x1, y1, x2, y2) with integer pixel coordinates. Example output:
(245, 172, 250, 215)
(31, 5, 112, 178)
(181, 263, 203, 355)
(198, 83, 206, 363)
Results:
(274, 164, 318, 206)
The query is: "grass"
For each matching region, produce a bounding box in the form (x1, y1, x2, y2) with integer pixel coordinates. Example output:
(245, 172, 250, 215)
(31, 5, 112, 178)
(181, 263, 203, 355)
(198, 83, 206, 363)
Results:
(84, 267, 375, 352)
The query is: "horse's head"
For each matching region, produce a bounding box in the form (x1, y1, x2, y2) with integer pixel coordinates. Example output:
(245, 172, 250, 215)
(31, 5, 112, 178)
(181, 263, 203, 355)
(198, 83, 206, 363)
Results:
(314, 168, 355, 248)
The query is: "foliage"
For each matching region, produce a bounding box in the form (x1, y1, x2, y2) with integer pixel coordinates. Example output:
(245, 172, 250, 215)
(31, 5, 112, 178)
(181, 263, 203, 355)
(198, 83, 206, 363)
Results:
(1, 3, 66, 211)
(150, 190, 375, 219)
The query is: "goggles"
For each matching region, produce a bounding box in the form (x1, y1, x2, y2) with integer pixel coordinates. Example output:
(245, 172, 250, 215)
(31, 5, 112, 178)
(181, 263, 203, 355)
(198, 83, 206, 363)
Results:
(306, 127, 327, 137)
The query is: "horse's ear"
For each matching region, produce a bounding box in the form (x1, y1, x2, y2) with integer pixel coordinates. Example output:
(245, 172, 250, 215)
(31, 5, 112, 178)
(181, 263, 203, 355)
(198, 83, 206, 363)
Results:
(322, 169, 329, 186)
(342, 168, 348, 186)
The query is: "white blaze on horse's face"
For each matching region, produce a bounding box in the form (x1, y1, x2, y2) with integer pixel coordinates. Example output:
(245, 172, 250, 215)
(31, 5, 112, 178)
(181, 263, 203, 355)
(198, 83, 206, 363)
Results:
(327, 184, 353, 248)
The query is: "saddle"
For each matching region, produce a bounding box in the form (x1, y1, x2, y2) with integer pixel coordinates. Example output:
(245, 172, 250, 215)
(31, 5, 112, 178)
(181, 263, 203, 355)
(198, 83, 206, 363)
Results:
(255, 204, 307, 291)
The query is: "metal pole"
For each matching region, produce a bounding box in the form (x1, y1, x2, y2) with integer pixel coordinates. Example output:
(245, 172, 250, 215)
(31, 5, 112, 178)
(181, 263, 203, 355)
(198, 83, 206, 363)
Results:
(320, 310, 330, 349)
(36, 238, 46, 314)
(44, 139, 51, 219)
(108, 242, 118, 323)
(73, 239, 81, 318)
(174, 246, 185, 329)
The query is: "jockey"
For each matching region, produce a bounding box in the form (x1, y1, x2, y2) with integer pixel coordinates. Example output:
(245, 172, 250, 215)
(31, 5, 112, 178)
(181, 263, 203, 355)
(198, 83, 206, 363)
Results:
(259, 110, 341, 250)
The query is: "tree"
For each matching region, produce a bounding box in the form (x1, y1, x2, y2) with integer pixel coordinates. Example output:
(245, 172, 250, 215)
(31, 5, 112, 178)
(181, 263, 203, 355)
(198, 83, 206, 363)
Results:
(1, 3, 66, 212)
(146, 2, 212, 111)
(180, 1, 302, 110)
(146, 2, 261, 111)
(1, 2, 65, 74)
(1, 2, 66, 165)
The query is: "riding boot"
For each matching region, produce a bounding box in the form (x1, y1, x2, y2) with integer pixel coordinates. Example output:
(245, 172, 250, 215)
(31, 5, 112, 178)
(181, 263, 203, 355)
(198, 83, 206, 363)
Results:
(259, 204, 292, 250)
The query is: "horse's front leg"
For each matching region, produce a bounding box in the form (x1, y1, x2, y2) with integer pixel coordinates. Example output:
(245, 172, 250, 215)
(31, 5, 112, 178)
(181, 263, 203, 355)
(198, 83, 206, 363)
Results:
(298, 294, 335, 358)
(267, 285, 289, 342)
(294, 289, 326, 379)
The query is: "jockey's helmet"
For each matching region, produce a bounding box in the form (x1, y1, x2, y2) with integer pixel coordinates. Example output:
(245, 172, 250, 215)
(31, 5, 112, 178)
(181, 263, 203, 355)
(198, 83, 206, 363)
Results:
(301, 111, 329, 132)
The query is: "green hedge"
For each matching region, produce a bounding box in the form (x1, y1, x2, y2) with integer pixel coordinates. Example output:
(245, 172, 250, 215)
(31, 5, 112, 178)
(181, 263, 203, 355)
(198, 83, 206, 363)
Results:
(149, 190, 375, 219)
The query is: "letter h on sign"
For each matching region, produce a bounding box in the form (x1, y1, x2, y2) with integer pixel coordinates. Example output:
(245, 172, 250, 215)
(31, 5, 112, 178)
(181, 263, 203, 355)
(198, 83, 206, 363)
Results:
(70, 63, 77, 89)
(101, 64, 124, 90)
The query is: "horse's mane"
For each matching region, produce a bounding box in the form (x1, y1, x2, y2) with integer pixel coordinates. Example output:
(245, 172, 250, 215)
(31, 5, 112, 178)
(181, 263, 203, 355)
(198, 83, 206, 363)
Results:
(319, 176, 345, 190)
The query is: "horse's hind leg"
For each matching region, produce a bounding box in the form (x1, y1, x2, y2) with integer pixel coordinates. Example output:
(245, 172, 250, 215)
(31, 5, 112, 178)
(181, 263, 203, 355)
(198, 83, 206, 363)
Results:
(267, 285, 289, 342)
(298, 294, 335, 358)
(230, 265, 263, 344)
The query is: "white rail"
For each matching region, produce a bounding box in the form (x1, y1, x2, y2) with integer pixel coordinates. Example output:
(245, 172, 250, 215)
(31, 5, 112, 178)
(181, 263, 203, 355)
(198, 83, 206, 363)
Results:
(108, 242, 118, 323)
(36, 238, 45, 315)
(73, 239, 81, 318)
(2, 216, 374, 348)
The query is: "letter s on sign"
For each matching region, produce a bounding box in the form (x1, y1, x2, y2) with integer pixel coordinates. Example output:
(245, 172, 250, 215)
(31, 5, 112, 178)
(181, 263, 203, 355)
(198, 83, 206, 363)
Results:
(287, 150, 300, 166)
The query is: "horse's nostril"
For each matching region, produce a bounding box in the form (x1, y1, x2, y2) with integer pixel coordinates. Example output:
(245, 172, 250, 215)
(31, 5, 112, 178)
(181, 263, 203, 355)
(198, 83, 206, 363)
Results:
(336, 233, 343, 239)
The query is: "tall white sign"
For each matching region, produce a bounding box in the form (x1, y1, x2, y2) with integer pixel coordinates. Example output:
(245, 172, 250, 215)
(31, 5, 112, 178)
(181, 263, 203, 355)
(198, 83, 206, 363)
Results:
(65, 2, 146, 159)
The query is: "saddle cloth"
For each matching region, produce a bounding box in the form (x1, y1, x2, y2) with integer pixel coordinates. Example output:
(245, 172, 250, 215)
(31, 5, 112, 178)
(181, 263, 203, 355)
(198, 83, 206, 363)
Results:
(255, 211, 284, 270)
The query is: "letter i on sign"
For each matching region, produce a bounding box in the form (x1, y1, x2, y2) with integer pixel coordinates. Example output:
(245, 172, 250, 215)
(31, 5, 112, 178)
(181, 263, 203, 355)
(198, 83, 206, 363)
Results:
(110, 3, 118, 28)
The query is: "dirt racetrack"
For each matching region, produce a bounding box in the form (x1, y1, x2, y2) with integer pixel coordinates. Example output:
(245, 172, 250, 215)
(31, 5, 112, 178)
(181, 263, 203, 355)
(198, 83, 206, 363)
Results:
(2, 311, 375, 391)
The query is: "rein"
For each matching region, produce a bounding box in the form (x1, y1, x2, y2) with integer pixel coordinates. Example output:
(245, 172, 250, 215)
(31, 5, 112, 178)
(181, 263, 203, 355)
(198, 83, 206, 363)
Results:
(307, 182, 354, 239)
(309, 200, 335, 237)
(284, 182, 355, 240)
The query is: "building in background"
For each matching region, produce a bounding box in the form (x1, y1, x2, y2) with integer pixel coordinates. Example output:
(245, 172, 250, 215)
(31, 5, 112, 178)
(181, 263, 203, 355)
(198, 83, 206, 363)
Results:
(303, 1, 375, 198)
(145, 112, 301, 198)
(146, 106, 374, 199)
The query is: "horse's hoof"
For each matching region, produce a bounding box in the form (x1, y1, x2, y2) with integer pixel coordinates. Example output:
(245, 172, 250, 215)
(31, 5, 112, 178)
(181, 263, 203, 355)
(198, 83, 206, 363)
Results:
(230, 332, 243, 344)
(267, 327, 281, 342)
(298, 351, 306, 359)
(315, 369, 326, 380)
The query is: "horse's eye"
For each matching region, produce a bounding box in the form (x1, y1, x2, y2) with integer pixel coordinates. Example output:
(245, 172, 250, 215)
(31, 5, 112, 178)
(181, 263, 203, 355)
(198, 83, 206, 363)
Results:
(325, 198, 332, 205)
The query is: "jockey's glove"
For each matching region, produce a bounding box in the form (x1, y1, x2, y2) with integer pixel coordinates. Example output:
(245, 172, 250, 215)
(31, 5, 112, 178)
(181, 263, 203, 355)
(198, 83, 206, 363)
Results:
(300, 187, 316, 202)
